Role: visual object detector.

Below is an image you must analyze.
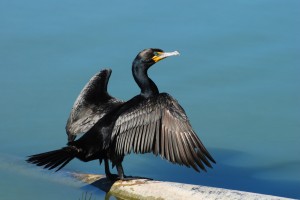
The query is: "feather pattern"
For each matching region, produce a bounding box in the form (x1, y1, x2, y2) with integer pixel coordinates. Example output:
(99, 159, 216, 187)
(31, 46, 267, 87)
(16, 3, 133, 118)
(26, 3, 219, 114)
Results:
(66, 69, 123, 142)
(112, 93, 215, 172)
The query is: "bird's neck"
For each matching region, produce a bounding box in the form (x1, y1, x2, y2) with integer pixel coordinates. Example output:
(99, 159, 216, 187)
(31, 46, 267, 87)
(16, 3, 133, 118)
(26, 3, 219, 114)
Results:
(132, 66, 159, 98)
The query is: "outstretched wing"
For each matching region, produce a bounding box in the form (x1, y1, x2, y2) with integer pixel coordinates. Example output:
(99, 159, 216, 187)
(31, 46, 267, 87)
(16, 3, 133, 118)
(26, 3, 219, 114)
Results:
(66, 69, 123, 142)
(111, 93, 215, 172)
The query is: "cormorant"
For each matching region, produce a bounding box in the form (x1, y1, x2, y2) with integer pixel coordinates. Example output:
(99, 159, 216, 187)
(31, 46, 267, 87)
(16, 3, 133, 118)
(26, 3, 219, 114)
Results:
(27, 48, 216, 180)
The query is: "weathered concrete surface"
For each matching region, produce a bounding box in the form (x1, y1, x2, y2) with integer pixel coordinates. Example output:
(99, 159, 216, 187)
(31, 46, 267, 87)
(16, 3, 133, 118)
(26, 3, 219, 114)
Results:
(72, 173, 294, 200)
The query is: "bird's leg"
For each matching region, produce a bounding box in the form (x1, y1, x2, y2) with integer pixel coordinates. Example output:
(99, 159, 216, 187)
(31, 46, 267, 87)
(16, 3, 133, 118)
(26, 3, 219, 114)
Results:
(116, 162, 153, 181)
(116, 163, 137, 181)
(102, 158, 118, 181)
(116, 163, 126, 180)
(104, 158, 111, 176)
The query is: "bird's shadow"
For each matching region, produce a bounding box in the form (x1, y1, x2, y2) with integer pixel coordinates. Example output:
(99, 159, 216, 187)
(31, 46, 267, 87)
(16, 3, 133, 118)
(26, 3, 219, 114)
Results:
(89, 177, 113, 193)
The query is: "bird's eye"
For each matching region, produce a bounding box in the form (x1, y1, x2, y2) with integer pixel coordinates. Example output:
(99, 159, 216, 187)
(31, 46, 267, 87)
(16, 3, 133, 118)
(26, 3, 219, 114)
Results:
(153, 52, 159, 56)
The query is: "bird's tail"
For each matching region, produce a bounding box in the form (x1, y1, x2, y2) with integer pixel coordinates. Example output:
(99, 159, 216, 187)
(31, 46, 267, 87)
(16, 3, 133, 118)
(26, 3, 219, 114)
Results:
(26, 146, 79, 172)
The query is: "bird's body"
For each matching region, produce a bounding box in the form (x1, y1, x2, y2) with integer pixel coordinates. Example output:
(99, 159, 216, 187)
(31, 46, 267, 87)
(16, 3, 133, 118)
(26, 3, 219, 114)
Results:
(27, 48, 215, 180)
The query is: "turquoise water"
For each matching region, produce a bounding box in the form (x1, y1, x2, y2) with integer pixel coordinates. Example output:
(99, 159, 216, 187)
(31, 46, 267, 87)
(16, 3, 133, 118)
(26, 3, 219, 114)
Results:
(1, 0, 299, 199)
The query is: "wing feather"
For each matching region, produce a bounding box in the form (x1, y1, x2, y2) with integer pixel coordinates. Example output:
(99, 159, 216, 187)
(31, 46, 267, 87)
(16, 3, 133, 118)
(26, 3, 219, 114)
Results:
(168, 129, 176, 163)
(66, 69, 123, 142)
(116, 136, 121, 155)
(146, 123, 153, 152)
(132, 127, 139, 153)
(164, 126, 171, 161)
(184, 131, 205, 171)
(128, 129, 135, 154)
(143, 123, 150, 153)
(147, 122, 156, 152)
(119, 133, 126, 155)
(154, 120, 160, 155)
(179, 131, 196, 168)
(141, 125, 147, 153)
(160, 124, 166, 158)
(136, 126, 143, 153)
(128, 129, 136, 153)
(175, 131, 189, 167)
(172, 130, 182, 165)
(112, 93, 215, 172)
(125, 130, 132, 154)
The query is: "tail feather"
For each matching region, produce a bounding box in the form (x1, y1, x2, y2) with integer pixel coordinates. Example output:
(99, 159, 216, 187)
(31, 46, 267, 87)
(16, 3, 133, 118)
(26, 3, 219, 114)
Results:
(45, 155, 67, 169)
(56, 157, 74, 171)
(35, 152, 62, 166)
(27, 146, 77, 172)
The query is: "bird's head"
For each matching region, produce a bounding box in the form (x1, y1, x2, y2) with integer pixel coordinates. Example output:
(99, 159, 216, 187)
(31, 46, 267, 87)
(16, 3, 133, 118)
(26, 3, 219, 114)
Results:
(132, 48, 180, 71)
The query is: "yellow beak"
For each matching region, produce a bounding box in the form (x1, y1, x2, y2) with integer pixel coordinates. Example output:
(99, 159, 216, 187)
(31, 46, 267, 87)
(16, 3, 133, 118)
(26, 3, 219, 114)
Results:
(152, 51, 180, 63)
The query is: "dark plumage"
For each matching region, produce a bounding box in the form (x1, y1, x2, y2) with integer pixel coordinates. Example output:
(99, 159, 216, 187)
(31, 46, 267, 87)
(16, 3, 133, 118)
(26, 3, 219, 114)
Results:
(27, 48, 215, 180)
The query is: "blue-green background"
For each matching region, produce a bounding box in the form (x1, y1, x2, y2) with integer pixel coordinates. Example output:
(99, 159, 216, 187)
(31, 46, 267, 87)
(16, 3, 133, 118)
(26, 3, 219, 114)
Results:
(0, 0, 299, 199)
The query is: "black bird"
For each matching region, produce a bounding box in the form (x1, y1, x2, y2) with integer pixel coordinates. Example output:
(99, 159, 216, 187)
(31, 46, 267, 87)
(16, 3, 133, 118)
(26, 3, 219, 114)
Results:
(27, 48, 216, 180)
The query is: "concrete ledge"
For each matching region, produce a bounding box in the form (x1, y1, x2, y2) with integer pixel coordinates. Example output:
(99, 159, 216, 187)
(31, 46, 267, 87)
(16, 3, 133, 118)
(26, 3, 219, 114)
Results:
(72, 173, 293, 200)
